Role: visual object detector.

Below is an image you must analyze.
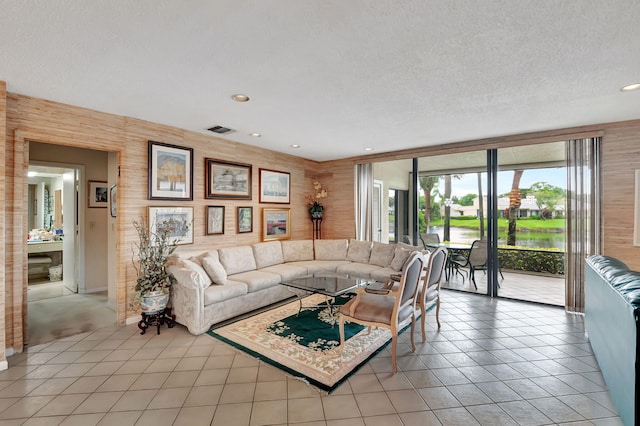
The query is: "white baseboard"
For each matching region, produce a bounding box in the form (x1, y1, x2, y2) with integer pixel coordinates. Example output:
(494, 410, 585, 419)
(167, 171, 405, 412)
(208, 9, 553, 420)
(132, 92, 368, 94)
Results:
(126, 315, 141, 325)
(0, 360, 7, 372)
(4, 348, 15, 358)
(82, 286, 108, 294)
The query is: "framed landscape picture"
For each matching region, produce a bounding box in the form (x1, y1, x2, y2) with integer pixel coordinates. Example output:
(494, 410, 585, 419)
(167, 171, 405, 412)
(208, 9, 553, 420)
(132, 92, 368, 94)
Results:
(88, 181, 108, 208)
(206, 158, 252, 199)
(237, 206, 253, 233)
(148, 206, 194, 245)
(206, 206, 225, 235)
(259, 168, 290, 204)
(148, 141, 193, 200)
(262, 208, 290, 241)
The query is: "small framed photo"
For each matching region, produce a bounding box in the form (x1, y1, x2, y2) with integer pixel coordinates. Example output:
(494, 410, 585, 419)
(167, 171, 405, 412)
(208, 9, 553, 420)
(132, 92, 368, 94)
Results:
(88, 181, 108, 208)
(109, 184, 117, 218)
(148, 206, 194, 245)
(237, 206, 253, 233)
(206, 158, 252, 199)
(259, 169, 290, 204)
(262, 208, 291, 241)
(148, 141, 194, 200)
(206, 206, 225, 235)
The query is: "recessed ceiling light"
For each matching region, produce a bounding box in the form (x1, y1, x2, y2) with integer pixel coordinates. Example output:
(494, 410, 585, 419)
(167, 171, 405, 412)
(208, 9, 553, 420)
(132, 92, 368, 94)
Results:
(364, 147, 374, 151)
(231, 94, 250, 102)
(290, 144, 300, 148)
(249, 133, 261, 137)
(621, 83, 640, 92)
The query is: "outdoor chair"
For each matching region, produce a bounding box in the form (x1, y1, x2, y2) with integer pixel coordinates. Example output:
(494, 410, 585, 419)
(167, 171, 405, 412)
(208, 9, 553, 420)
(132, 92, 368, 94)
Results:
(450, 238, 503, 289)
(338, 251, 424, 373)
(419, 232, 440, 249)
(417, 246, 447, 339)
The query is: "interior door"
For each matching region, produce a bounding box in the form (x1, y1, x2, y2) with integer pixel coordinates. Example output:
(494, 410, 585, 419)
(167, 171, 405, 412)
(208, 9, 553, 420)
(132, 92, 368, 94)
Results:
(373, 180, 383, 242)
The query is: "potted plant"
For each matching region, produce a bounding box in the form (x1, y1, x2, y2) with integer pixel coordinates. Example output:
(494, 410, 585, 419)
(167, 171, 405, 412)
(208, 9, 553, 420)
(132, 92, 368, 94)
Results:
(132, 218, 185, 313)
(305, 179, 328, 219)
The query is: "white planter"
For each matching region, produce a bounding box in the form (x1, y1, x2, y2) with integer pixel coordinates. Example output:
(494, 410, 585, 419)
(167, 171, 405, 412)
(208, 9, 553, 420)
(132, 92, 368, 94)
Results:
(140, 290, 169, 314)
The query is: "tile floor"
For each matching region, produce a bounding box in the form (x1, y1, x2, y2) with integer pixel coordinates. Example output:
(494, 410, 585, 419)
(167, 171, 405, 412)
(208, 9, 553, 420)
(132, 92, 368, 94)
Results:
(2, 290, 621, 425)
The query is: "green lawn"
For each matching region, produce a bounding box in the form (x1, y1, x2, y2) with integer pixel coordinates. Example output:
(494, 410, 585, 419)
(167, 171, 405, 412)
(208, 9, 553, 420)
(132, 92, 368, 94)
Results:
(429, 218, 565, 231)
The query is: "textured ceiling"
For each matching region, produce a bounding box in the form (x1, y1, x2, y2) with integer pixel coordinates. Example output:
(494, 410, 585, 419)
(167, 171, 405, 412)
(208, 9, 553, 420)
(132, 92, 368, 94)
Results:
(1, 1, 639, 161)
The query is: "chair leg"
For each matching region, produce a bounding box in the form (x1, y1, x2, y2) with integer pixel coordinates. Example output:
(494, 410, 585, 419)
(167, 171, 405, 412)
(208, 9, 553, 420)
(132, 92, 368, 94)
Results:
(338, 316, 346, 355)
(435, 297, 441, 329)
(420, 304, 426, 342)
(470, 267, 478, 290)
(410, 318, 416, 353)
(391, 334, 397, 373)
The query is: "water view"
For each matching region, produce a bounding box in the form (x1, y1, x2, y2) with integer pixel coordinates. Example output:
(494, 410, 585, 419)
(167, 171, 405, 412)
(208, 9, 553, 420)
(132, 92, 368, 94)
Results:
(429, 226, 566, 250)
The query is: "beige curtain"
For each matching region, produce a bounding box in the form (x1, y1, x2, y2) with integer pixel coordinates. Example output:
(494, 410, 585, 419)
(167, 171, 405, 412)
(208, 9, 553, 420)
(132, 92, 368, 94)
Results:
(355, 163, 373, 241)
(565, 137, 601, 313)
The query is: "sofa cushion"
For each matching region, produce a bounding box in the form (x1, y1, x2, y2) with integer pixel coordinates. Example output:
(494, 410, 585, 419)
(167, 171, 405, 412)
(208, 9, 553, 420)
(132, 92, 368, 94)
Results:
(167, 265, 210, 290)
(252, 241, 284, 269)
(218, 246, 257, 275)
(203, 280, 248, 305)
(390, 247, 412, 271)
(281, 240, 314, 262)
(201, 253, 228, 285)
(314, 239, 348, 261)
(290, 260, 351, 274)
(370, 267, 398, 283)
(336, 262, 383, 278)
(228, 270, 282, 293)
(259, 263, 309, 281)
(369, 242, 396, 267)
(179, 259, 213, 288)
(347, 239, 373, 264)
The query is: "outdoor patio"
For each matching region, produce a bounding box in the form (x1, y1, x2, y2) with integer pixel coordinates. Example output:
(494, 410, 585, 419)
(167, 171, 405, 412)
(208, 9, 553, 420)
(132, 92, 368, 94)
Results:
(441, 269, 565, 307)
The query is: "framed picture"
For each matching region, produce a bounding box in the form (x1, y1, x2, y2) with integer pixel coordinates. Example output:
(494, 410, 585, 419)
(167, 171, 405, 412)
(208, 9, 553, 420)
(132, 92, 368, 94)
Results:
(110, 184, 117, 218)
(148, 206, 194, 245)
(259, 169, 290, 204)
(148, 141, 193, 200)
(206, 206, 225, 235)
(237, 206, 253, 233)
(88, 181, 108, 208)
(262, 208, 291, 241)
(206, 158, 252, 199)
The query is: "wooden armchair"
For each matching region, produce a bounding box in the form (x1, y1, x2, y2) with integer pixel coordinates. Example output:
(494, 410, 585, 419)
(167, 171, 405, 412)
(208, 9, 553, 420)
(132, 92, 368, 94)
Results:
(338, 251, 425, 373)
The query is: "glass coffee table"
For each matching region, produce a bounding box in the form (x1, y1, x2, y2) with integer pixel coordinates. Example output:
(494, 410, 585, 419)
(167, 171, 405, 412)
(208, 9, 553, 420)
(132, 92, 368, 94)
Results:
(280, 273, 378, 325)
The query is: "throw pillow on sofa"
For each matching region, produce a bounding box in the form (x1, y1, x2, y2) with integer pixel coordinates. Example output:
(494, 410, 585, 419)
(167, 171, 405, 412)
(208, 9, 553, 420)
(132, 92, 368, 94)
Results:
(390, 247, 411, 271)
(201, 253, 228, 285)
(180, 258, 213, 288)
(369, 242, 397, 267)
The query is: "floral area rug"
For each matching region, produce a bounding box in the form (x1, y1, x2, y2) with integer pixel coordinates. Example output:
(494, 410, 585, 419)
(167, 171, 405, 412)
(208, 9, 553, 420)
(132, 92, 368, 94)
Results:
(207, 293, 399, 392)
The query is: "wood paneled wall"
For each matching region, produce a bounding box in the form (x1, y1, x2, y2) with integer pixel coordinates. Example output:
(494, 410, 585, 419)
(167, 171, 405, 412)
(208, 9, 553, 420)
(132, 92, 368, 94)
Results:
(0, 81, 6, 362)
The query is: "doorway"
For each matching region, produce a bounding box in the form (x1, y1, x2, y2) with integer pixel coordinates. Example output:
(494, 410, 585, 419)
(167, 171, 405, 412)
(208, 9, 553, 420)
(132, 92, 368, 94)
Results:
(26, 143, 116, 346)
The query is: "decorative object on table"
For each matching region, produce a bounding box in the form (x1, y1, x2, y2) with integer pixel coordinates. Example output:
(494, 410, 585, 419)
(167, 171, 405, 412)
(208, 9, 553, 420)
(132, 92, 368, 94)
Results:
(259, 168, 290, 204)
(206, 205, 225, 235)
(132, 211, 190, 334)
(237, 206, 253, 233)
(305, 179, 328, 218)
(207, 293, 421, 392)
(88, 180, 108, 208)
(205, 158, 252, 199)
(148, 140, 193, 200)
(109, 184, 117, 218)
(262, 208, 290, 241)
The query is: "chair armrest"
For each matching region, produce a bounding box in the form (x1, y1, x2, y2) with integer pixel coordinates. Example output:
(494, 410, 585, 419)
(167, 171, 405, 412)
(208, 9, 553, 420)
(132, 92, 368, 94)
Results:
(365, 287, 391, 295)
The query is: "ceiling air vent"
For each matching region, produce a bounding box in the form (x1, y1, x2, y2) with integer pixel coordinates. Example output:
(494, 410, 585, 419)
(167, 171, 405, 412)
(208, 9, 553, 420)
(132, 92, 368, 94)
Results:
(207, 125, 235, 134)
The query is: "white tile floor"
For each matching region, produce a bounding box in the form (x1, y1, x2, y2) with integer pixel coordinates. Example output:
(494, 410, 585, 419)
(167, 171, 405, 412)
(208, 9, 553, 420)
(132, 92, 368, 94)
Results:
(3, 290, 621, 425)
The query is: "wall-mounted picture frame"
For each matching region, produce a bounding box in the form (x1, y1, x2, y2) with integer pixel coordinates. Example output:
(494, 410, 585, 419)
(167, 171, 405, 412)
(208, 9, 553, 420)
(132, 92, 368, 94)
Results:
(206, 205, 225, 235)
(262, 208, 291, 241)
(206, 158, 252, 199)
(148, 141, 193, 200)
(259, 168, 290, 204)
(148, 206, 194, 245)
(109, 184, 117, 218)
(88, 180, 108, 208)
(237, 206, 253, 233)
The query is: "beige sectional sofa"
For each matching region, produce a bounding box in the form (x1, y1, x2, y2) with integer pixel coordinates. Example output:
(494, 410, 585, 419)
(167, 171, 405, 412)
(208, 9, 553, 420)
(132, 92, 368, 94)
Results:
(167, 239, 422, 335)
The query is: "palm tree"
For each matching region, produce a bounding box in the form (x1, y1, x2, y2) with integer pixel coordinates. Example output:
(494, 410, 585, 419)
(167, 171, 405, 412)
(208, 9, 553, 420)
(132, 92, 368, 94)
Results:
(507, 170, 524, 245)
(419, 175, 440, 232)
